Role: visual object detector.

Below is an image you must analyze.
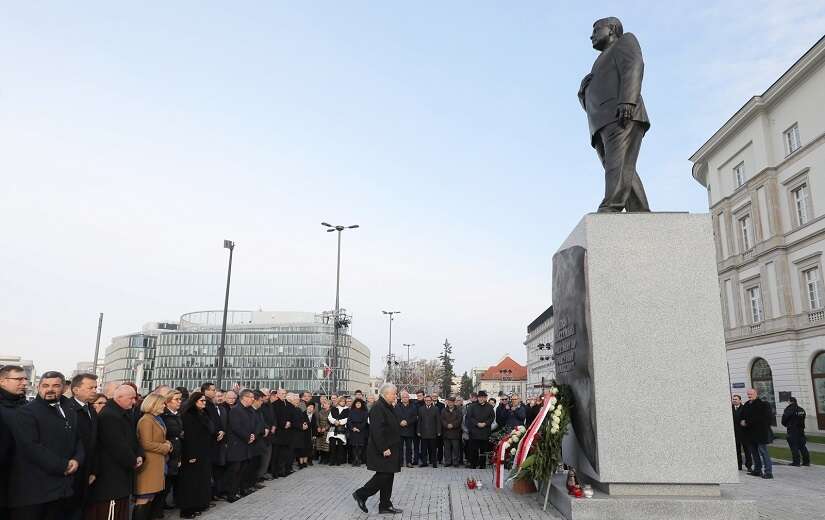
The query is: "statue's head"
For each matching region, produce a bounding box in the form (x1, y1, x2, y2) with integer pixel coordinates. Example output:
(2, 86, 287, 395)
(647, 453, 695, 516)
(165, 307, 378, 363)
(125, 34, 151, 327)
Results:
(591, 17, 623, 51)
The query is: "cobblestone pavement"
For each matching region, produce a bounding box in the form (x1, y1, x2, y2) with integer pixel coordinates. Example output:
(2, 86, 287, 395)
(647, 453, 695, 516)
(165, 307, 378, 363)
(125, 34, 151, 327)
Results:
(197, 460, 825, 520)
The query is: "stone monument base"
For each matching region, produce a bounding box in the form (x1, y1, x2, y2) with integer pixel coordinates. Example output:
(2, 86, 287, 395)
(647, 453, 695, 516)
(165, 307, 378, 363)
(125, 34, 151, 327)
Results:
(547, 475, 756, 520)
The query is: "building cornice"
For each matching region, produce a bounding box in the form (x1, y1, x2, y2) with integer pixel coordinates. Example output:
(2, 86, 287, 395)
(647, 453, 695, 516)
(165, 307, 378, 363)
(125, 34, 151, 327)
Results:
(690, 35, 825, 186)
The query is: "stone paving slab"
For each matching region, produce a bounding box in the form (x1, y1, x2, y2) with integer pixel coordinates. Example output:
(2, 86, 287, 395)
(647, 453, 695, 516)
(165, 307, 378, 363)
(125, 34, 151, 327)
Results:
(197, 460, 824, 520)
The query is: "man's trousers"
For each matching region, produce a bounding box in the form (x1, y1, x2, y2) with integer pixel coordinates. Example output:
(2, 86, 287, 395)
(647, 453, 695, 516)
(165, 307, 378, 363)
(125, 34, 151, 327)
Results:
(355, 472, 395, 510)
(593, 121, 649, 213)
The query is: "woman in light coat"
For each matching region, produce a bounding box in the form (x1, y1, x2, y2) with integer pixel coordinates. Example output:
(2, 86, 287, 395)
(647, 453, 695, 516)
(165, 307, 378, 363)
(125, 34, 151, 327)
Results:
(327, 396, 350, 466)
(134, 394, 173, 520)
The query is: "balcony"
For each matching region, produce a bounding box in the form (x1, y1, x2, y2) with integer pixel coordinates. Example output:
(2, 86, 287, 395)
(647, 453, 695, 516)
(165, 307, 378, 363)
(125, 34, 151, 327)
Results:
(725, 310, 825, 342)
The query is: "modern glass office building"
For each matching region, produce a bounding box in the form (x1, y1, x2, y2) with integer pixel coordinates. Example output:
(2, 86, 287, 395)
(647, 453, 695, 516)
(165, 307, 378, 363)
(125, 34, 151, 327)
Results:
(102, 322, 178, 394)
(138, 310, 370, 394)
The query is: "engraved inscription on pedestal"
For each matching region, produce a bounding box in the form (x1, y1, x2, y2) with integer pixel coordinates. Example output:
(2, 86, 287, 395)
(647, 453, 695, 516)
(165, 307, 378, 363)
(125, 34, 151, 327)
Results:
(552, 245, 598, 472)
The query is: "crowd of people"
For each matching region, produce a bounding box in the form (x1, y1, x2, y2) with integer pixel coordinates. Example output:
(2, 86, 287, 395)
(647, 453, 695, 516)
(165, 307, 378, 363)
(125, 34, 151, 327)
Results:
(732, 388, 812, 480)
(0, 364, 545, 520)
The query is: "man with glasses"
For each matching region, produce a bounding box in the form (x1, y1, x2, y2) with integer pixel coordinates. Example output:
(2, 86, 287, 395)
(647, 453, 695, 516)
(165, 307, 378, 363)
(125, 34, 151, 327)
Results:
(0, 365, 30, 517)
(8, 371, 83, 519)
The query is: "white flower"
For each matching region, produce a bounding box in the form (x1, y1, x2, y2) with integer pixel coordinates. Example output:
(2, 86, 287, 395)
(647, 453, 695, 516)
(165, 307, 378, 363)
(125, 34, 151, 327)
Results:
(503, 442, 510, 450)
(518, 425, 526, 432)
(550, 387, 558, 394)
(548, 397, 557, 406)
(552, 416, 560, 426)
(510, 448, 517, 455)
(550, 425, 559, 434)
(554, 407, 562, 418)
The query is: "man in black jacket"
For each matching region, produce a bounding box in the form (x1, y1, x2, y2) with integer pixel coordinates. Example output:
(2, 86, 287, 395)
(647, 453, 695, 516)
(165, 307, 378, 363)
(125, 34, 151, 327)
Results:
(466, 391, 495, 469)
(225, 389, 257, 502)
(0, 364, 29, 519)
(731, 395, 751, 471)
(441, 397, 463, 467)
(393, 391, 418, 468)
(353, 383, 402, 515)
(87, 384, 142, 519)
(203, 383, 228, 500)
(272, 388, 295, 478)
(66, 373, 99, 520)
(781, 397, 810, 467)
(740, 388, 774, 479)
(412, 390, 425, 464)
(8, 371, 84, 520)
(417, 395, 442, 468)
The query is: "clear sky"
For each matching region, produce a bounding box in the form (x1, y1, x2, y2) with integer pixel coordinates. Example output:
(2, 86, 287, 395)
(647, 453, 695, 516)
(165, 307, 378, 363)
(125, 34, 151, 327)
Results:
(2, 2, 824, 379)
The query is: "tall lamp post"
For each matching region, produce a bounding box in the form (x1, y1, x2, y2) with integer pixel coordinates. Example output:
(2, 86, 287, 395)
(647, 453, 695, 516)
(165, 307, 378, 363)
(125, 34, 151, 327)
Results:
(322, 222, 359, 393)
(402, 343, 414, 393)
(382, 310, 401, 382)
(216, 240, 235, 391)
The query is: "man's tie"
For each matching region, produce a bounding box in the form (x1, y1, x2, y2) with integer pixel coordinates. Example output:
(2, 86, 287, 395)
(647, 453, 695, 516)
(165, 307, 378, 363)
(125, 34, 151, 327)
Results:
(82, 403, 92, 420)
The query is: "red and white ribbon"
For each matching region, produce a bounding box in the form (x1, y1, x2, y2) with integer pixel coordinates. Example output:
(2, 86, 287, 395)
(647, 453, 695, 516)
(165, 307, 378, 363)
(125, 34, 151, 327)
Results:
(514, 391, 555, 466)
(493, 436, 509, 489)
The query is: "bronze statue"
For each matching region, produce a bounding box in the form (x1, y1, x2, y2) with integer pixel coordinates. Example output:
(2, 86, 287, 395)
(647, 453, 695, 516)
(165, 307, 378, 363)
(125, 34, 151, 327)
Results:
(578, 17, 651, 213)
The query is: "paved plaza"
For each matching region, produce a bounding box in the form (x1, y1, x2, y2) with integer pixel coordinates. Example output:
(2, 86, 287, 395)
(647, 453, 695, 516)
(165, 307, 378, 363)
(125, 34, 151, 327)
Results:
(198, 459, 825, 520)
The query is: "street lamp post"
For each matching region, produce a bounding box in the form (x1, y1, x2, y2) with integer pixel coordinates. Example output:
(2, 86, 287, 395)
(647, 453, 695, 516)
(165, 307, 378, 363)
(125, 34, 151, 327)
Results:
(216, 240, 235, 390)
(382, 310, 401, 382)
(402, 343, 414, 392)
(322, 222, 359, 393)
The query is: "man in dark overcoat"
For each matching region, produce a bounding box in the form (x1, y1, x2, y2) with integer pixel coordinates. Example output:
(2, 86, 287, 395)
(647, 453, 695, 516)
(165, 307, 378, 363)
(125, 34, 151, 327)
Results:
(8, 371, 84, 520)
(225, 389, 257, 501)
(465, 390, 495, 469)
(740, 388, 774, 479)
(417, 395, 442, 468)
(731, 394, 751, 471)
(353, 383, 402, 515)
(394, 391, 418, 468)
(65, 373, 99, 519)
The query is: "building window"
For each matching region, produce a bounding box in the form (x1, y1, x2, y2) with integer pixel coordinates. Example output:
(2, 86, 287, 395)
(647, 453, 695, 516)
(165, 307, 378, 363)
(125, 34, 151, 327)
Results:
(750, 358, 777, 425)
(747, 285, 764, 323)
(739, 214, 753, 251)
(792, 182, 812, 226)
(733, 161, 745, 188)
(812, 352, 825, 430)
(785, 124, 801, 155)
(804, 267, 822, 310)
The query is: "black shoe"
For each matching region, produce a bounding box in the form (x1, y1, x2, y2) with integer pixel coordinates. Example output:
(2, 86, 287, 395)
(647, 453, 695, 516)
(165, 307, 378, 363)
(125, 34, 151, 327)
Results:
(212, 495, 226, 502)
(762, 473, 773, 479)
(226, 495, 240, 503)
(254, 483, 265, 489)
(790, 463, 800, 467)
(748, 471, 763, 477)
(378, 506, 403, 514)
(802, 462, 810, 466)
(406, 463, 413, 468)
(432, 464, 438, 468)
(445, 463, 452, 467)
(353, 492, 368, 513)
(466, 464, 476, 469)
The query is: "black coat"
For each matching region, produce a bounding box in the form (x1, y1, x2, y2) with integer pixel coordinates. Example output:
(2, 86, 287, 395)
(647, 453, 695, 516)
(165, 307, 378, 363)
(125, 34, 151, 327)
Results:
(273, 400, 293, 447)
(8, 396, 84, 508)
(348, 406, 369, 446)
(466, 402, 495, 440)
(176, 409, 214, 510)
(205, 400, 227, 465)
(0, 387, 27, 508)
(261, 402, 276, 444)
(732, 405, 747, 440)
(162, 409, 184, 476)
(441, 406, 462, 440)
(741, 398, 773, 445)
(290, 405, 308, 450)
(301, 412, 317, 454)
(227, 404, 256, 462)
(89, 401, 140, 502)
(366, 397, 401, 474)
(781, 403, 807, 435)
(417, 405, 442, 439)
(65, 397, 98, 506)
(504, 404, 526, 429)
(394, 402, 418, 438)
(525, 404, 541, 428)
(251, 407, 268, 456)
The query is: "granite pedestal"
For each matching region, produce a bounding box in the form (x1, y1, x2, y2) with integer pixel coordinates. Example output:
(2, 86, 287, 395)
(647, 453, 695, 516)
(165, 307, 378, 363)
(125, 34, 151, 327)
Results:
(548, 213, 755, 519)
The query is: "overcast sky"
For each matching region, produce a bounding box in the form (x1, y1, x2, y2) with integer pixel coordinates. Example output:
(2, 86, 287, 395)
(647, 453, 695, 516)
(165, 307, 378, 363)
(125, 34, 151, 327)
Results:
(2, 2, 824, 379)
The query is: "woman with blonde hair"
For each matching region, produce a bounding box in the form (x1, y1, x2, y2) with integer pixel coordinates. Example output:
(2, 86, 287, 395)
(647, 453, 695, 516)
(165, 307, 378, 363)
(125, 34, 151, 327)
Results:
(134, 393, 172, 520)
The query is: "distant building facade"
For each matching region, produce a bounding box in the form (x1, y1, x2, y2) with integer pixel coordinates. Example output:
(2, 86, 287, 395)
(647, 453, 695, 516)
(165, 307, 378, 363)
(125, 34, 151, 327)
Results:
(525, 305, 555, 396)
(477, 355, 528, 397)
(103, 310, 371, 395)
(690, 36, 825, 432)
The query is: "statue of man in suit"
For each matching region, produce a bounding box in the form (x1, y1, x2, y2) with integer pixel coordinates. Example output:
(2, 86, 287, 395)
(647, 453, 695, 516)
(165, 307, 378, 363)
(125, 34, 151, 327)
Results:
(578, 17, 651, 213)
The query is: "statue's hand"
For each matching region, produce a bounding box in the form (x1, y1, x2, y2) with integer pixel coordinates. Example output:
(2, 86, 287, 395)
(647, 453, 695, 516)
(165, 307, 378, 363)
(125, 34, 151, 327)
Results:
(578, 74, 593, 107)
(617, 103, 635, 127)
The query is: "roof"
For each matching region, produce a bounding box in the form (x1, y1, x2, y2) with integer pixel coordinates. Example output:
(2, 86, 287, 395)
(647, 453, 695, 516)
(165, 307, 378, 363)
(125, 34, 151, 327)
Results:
(527, 305, 553, 333)
(689, 35, 825, 184)
(479, 355, 527, 381)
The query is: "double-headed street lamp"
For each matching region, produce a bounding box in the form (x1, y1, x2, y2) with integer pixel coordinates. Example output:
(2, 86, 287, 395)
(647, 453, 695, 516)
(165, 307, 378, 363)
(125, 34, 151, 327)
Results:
(322, 222, 359, 393)
(382, 310, 401, 382)
(216, 239, 235, 390)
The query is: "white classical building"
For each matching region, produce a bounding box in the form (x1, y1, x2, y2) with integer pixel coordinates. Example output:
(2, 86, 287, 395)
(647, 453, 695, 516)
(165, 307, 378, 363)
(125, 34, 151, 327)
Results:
(525, 305, 555, 396)
(690, 36, 825, 433)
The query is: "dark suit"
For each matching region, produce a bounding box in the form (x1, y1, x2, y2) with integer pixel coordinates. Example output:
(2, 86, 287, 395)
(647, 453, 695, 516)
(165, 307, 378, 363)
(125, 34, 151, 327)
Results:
(578, 32, 650, 213)
(393, 402, 418, 465)
(355, 397, 401, 510)
(732, 405, 751, 470)
(65, 398, 97, 519)
(87, 401, 139, 504)
(225, 403, 256, 497)
(8, 396, 84, 519)
(417, 405, 442, 467)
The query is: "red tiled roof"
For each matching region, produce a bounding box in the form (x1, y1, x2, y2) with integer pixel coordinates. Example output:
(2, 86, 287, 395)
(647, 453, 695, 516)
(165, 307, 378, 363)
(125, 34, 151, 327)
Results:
(479, 356, 527, 381)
